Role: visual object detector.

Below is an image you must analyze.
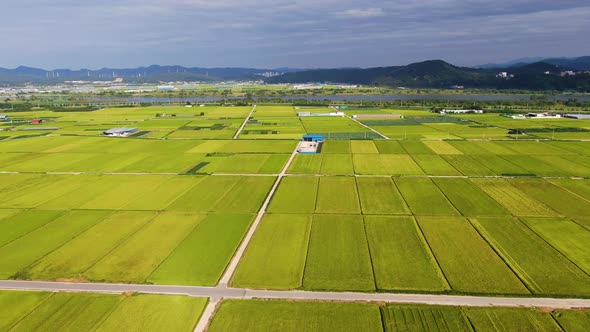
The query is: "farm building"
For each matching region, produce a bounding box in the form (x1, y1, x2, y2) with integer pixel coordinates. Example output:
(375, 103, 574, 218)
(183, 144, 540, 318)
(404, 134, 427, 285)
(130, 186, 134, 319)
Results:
(298, 112, 344, 117)
(31, 119, 44, 124)
(439, 109, 484, 114)
(526, 112, 561, 119)
(352, 114, 403, 119)
(564, 114, 590, 120)
(103, 127, 139, 137)
(298, 134, 324, 154)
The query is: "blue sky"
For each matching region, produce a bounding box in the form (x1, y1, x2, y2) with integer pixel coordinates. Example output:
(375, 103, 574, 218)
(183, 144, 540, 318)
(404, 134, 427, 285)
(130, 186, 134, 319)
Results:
(2, 0, 589, 69)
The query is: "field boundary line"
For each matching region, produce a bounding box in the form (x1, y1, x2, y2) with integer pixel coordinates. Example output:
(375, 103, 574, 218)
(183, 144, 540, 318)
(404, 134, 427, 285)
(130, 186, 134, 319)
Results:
(346, 115, 389, 139)
(467, 218, 536, 294)
(79, 212, 161, 276)
(516, 217, 590, 280)
(218, 145, 299, 285)
(233, 104, 257, 139)
(411, 215, 452, 291)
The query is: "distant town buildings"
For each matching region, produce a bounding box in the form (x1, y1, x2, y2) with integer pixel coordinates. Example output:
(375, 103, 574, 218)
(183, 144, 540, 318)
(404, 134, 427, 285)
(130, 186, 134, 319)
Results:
(497, 72, 514, 79)
(257, 72, 283, 78)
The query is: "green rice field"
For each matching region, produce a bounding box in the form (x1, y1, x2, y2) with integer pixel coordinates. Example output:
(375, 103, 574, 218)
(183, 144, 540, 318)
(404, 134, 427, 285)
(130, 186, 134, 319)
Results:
(0, 291, 206, 332)
(2, 105, 590, 329)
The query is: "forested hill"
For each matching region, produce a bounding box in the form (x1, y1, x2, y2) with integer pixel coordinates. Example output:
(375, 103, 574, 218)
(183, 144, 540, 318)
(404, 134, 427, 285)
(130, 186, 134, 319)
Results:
(268, 60, 590, 91)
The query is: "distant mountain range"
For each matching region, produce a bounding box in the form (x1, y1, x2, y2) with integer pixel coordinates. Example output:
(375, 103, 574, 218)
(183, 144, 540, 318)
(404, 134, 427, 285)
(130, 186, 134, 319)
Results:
(476, 56, 590, 70)
(1, 57, 590, 91)
(267, 59, 590, 91)
(0, 65, 306, 84)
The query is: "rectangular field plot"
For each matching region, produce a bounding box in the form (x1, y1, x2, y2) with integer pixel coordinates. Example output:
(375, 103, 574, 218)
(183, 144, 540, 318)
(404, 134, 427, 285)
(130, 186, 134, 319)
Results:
(0, 175, 92, 209)
(303, 215, 375, 291)
(122, 176, 202, 210)
(381, 305, 471, 332)
(0, 210, 64, 247)
(208, 299, 382, 332)
(320, 154, 354, 174)
(449, 141, 518, 155)
(25, 211, 156, 280)
(315, 177, 360, 214)
(423, 141, 463, 155)
(395, 178, 459, 216)
(0, 210, 109, 279)
(463, 307, 562, 332)
(549, 179, 590, 201)
(471, 217, 590, 295)
(374, 140, 407, 154)
(187, 139, 296, 153)
(356, 177, 410, 214)
(399, 140, 435, 154)
(288, 154, 322, 174)
(534, 155, 590, 177)
(417, 216, 528, 294)
(79, 176, 172, 210)
(268, 177, 318, 214)
(433, 178, 509, 216)
(442, 155, 495, 176)
(547, 141, 590, 156)
(494, 141, 574, 155)
(471, 178, 559, 217)
(232, 214, 311, 289)
(353, 154, 424, 175)
(198, 153, 289, 174)
(212, 176, 275, 213)
(365, 216, 447, 291)
(8, 292, 124, 332)
(469, 155, 530, 176)
(167, 176, 273, 213)
(521, 218, 590, 275)
(350, 140, 379, 153)
(84, 212, 203, 283)
(94, 294, 207, 332)
(411, 155, 461, 176)
(506, 155, 576, 177)
(300, 117, 369, 133)
(148, 213, 253, 286)
(0, 291, 52, 331)
(552, 310, 590, 332)
(509, 179, 590, 218)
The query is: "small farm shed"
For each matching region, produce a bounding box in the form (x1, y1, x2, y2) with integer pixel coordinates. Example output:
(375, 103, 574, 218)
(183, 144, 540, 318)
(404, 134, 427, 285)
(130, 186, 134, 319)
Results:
(298, 134, 324, 154)
(103, 127, 139, 137)
(302, 134, 324, 142)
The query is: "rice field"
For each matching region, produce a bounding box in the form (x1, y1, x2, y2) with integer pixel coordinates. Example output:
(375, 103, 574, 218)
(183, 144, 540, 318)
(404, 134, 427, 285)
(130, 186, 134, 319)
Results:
(303, 215, 375, 291)
(416, 216, 528, 294)
(208, 299, 383, 332)
(2, 106, 590, 329)
(0, 291, 207, 332)
(232, 214, 312, 289)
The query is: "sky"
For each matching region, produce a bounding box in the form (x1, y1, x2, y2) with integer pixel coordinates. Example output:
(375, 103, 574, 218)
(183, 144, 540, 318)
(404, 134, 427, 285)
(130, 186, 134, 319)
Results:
(1, 0, 589, 69)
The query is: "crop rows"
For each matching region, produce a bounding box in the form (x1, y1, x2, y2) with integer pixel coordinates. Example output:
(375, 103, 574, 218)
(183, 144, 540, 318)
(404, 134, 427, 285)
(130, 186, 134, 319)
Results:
(208, 299, 588, 332)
